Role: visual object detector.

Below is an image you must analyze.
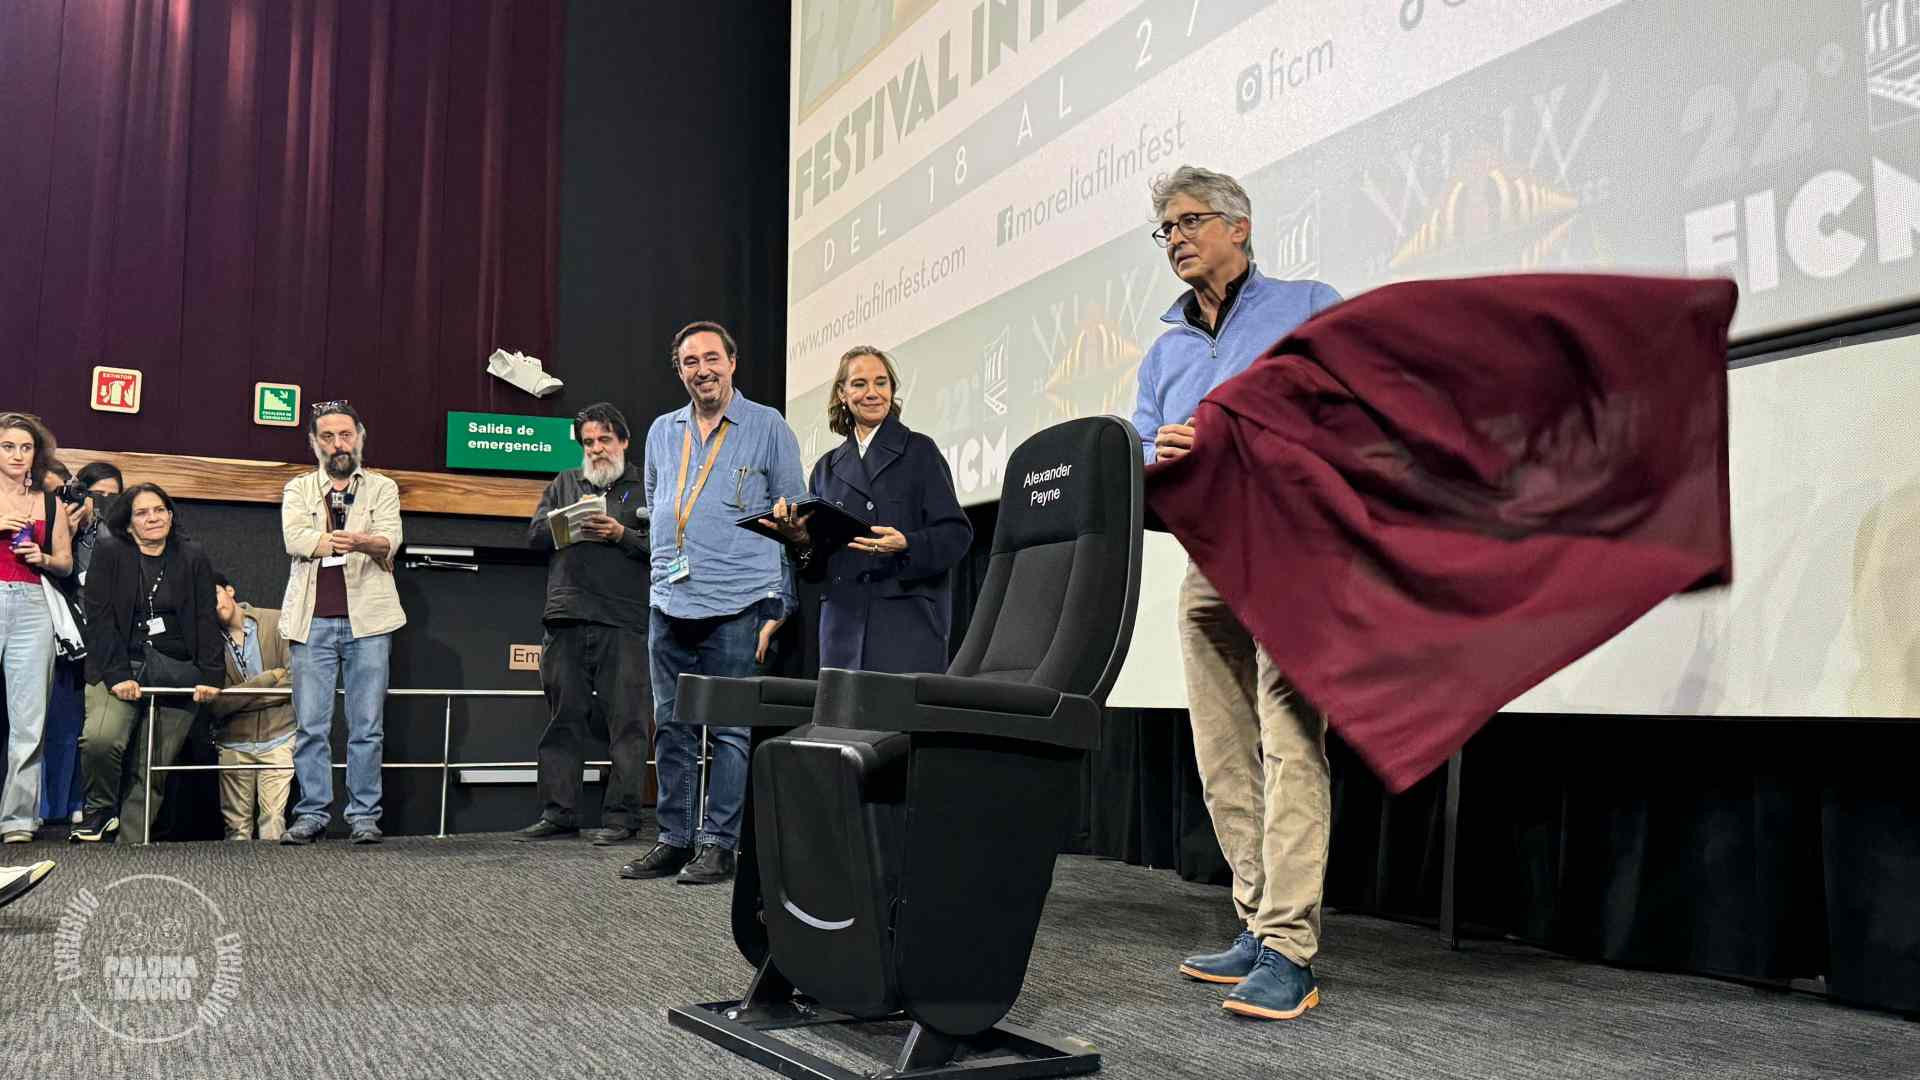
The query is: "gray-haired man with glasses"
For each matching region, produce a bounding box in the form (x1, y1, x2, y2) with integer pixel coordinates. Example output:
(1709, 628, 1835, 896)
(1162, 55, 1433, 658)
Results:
(279, 400, 405, 846)
(1131, 166, 1344, 1022)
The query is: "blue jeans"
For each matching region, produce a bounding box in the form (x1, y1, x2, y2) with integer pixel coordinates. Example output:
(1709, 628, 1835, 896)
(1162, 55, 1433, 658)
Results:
(290, 618, 392, 827)
(40, 657, 85, 821)
(1, 581, 53, 834)
(649, 607, 759, 851)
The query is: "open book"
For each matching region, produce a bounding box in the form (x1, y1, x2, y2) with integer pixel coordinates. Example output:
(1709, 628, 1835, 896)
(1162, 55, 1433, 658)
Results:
(547, 493, 607, 548)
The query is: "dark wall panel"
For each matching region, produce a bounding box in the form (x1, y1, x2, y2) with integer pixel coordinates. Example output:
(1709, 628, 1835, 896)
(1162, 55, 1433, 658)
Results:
(549, 0, 791, 429)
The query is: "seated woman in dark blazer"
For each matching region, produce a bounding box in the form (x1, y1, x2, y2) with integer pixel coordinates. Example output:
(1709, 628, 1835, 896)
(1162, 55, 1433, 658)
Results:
(765, 346, 972, 674)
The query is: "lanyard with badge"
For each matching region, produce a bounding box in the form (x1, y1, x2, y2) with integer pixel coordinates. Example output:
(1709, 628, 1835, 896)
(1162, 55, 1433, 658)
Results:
(225, 624, 253, 677)
(140, 558, 168, 639)
(667, 421, 729, 583)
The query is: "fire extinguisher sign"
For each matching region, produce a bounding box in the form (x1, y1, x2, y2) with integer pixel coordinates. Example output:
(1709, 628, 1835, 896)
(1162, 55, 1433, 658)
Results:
(91, 366, 142, 414)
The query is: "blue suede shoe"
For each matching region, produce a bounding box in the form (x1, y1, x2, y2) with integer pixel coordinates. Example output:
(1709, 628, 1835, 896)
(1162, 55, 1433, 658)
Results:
(1222, 946, 1320, 1020)
(1178, 929, 1261, 984)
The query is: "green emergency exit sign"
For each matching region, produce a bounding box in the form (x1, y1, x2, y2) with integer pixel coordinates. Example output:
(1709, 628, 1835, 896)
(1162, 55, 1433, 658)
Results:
(445, 411, 577, 474)
(254, 383, 300, 427)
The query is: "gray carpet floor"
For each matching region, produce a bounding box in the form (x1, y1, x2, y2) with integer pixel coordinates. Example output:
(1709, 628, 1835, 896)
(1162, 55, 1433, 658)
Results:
(1, 833, 1910, 1080)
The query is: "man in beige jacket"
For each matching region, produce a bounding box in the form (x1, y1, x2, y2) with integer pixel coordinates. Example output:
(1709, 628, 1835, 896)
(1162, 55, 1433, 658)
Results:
(209, 574, 295, 840)
(279, 401, 405, 846)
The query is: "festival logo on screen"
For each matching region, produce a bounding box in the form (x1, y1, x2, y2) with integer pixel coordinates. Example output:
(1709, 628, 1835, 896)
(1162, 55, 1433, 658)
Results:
(795, 0, 942, 121)
(1234, 37, 1335, 116)
(896, 370, 918, 427)
(1033, 266, 1153, 427)
(1357, 69, 1613, 279)
(1864, 0, 1920, 131)
(982, 326, 1009, 416)
(1269, 190, 1321, 279)
(932, 333, 1008, 499)
(801, 418, 825, 464)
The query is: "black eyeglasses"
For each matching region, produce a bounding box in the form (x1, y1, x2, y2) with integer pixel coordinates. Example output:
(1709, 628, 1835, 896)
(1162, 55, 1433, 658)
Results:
(1150, 212, 1228, 247)
(310, 399, 351, 415)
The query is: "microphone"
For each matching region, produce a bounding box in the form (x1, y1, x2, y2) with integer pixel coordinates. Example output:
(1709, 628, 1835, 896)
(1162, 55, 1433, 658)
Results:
(329, 489, 350, 538)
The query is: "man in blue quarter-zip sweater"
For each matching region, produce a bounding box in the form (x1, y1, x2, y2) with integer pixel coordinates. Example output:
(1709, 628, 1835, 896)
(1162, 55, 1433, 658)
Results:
(1131, 166, 1343, 1022)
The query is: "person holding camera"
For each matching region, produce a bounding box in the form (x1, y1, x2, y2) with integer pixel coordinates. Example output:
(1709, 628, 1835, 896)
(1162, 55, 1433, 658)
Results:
(1, 413, 74, 844)
(73, 483, 222, 844)
(35, 460, 98, 831)
(63, 462, 123, 586)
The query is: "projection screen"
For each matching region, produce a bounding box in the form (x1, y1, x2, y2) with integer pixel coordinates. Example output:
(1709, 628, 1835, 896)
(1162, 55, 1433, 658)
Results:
(785, 0, 1920, 711)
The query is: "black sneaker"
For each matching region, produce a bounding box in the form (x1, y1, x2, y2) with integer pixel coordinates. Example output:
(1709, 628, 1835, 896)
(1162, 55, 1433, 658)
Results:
(618, 841, 692, 880)
(676, 843, 736, 886)
(70, 814, 119, 843)
(511, 819, 578, 842)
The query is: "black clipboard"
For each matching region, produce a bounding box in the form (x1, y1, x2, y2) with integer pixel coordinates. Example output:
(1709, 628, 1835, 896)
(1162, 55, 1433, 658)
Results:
(733, 497, 875, 549)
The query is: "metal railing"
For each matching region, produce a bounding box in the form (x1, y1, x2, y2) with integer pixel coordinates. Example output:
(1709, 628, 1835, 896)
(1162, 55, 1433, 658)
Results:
(131, 686, 700, 844)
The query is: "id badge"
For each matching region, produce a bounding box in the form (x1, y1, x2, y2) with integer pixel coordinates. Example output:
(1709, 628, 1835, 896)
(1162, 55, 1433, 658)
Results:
(666, 554, 691, 583)
(320, 555, 348, 568)
(146, 616, 167, 635)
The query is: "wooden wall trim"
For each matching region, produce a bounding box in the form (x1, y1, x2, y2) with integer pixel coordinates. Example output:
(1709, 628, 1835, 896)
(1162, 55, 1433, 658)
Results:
(53, 448, 547, 519)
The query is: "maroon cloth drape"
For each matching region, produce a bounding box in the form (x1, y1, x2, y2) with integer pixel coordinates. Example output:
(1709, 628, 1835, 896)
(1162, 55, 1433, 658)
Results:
(0, 0, 562, 471)
(1147, 274, 1738, 792)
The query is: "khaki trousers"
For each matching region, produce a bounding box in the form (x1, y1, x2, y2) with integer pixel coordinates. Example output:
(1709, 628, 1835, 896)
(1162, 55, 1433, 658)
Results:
(218, 742, 294, 841)
(1178, 564, 1331, 967)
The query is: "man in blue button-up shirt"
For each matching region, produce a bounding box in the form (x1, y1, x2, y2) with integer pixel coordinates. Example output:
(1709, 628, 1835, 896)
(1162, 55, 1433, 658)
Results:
(622, 321, 804, 887)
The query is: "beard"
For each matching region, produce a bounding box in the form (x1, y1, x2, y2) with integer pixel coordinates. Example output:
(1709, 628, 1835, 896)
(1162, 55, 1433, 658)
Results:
(581, 450, 625, 489)
(323, 449, 360, 479)
(314, 442, 363, 479)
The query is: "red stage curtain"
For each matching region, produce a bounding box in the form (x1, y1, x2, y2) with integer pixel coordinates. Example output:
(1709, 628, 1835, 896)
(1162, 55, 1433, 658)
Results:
(0, 0, 563, 470)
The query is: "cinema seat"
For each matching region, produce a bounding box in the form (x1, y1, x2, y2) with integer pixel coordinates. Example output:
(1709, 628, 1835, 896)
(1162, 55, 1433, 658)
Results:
(669, 415, 1144, 1080)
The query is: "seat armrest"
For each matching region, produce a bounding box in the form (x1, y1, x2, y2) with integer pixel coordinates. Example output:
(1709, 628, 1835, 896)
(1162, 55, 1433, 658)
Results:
(813, 668, 1101, 750)
(676, 674, 818, 729)
(912, 673, 1059, 716)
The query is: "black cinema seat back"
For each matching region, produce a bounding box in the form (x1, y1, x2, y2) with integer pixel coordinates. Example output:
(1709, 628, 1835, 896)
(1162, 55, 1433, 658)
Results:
(945, 415, 1139, 697)
(753, 416, 1143, 1038)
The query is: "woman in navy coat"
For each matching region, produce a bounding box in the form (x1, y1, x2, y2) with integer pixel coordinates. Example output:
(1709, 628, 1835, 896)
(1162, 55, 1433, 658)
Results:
(765, 346, 972, 674)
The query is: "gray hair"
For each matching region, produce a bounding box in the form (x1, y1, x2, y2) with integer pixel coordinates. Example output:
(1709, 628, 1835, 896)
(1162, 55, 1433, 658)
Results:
(1150, 166, 1254, 258)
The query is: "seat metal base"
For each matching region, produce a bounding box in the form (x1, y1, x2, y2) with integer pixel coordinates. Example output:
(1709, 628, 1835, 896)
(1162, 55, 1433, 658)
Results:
(666, 1000, 1102, 1080)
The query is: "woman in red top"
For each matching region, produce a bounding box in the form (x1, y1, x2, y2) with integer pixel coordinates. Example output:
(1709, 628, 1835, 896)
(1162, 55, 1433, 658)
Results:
(0, 412, 73, 844)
